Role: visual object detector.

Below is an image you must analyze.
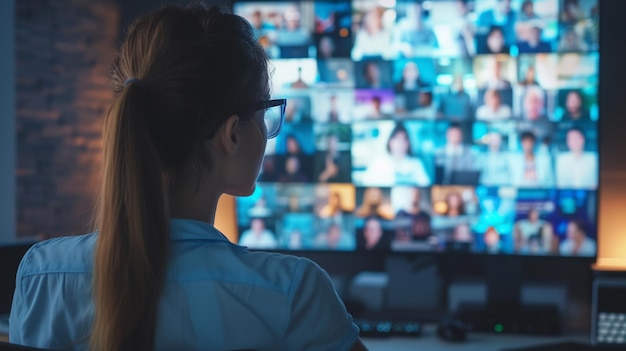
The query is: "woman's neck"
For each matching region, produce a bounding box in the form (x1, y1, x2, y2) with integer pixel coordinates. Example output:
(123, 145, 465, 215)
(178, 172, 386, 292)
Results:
(168, 168, 220, 224)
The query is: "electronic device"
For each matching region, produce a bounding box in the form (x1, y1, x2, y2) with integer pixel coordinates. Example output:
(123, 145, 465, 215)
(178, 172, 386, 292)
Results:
(232, 0, 600, 258)
(502, 341, 615, 351)
(437, 317, 468, 342)
(353, 318, 422, 338)
(230, 0, 601, 336)
(592, 276, 626, 347)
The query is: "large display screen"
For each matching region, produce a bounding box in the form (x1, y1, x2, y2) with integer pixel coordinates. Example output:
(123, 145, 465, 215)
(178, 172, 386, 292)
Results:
(233, 0, 599, 256)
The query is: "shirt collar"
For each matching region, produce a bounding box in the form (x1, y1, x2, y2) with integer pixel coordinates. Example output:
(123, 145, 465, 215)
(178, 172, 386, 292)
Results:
(169, 218, 234, 244)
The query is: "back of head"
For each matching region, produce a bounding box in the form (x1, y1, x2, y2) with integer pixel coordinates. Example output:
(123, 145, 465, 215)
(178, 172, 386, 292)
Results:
(92, 4, 268, 351)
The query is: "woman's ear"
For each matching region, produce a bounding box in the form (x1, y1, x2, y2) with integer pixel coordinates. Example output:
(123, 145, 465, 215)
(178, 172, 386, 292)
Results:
(212, 114, 240, 157)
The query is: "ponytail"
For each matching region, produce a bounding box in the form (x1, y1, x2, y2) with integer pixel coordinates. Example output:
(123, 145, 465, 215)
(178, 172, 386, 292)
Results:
(88, 4, 271, 350)
(91, 82, 169, 351)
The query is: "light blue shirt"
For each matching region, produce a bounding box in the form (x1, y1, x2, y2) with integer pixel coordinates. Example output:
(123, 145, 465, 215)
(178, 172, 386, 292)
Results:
(10, 219, 359, 350)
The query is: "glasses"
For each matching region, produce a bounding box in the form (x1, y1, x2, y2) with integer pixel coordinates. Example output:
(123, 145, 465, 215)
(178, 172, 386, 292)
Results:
(245, 99, 287, 139)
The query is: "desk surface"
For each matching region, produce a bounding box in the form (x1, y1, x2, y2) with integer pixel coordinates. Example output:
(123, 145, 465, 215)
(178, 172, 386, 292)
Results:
(362, 326, 589, 351)
(1, 329, 588, 350)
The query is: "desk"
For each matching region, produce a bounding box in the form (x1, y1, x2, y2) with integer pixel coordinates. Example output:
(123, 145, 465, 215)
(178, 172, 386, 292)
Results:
(363, 325, 589, 351)
(0, 329, 588, 350)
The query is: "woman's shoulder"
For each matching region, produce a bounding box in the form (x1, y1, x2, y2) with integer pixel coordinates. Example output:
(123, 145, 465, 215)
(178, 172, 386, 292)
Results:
(17, 233, 97, 277)
(243, 251, 316, 272)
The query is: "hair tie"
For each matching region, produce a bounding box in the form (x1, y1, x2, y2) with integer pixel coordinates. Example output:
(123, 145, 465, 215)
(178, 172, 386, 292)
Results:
(124, 78, 142, 87)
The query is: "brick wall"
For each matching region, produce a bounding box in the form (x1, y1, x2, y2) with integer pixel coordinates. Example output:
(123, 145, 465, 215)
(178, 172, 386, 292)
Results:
(15, 0, 119, 238)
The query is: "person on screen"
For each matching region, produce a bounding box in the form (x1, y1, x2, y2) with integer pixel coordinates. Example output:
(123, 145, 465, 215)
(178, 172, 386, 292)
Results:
(318, 191, 350, 220)
(274, 6, 311, 50)
(9, 6, 367, 351)
(392, 211, 414, 244)
(318, 35, 336, 59)
(249, 10, 274, 38)
(364, 96, 385, 119)
(476, 89, 512, 121)
(519, 64, 540, 87)
(362, 61, 383, 88)
(513, 208, 555, 254)
(278, 155, 310, 183)
(477, 0, 517, 46)
(352, 7, 392, 60)
(408, 91, 438, 119)
(561, 90, 589, 121)
(484, 26, 510, 54)
(285, 134, 303, 155)
(515, 0, 540, 42)
(482, 58, 512, 90)
(239, 218, 279, 249)
(362, 122, 431, 187)
(559, 220, 596, 256)
(355, 187, 395, 220)
(519, 86, 555, 146)
(522, 85, 548, 121)
(325, 223, 354, 250)
(451, 0, 477, 57)
(558, 28, 589, 52)
(453, 222, 473, 243)
(392, 2, 438, 58)
(327, 95, 341, 122)
(394, 61, 430, 92)
(510, 131, 554, 187)
(444, 191, 466, 217)
(284, 99, 303, 123)
(560, 0, 585, 25)
(434, 123, 478, 184)
(317, 133, 350, 183)
(392, 186, 431, 240)
(247, 196, 273, 218)
(394, 61, 430, 113)
(517, 24, 552, 54)
(287, 193, 306, 213)
(438, 74, 473, 121)
(447, 222, 474, 252)
(480, 132, 512, 186)
(287, 229, 303, 249)
(483, 226, 504, 254)
(289, 66, 309, 89)
(360, 217, 389, 251)
(556, 128, 598, 189)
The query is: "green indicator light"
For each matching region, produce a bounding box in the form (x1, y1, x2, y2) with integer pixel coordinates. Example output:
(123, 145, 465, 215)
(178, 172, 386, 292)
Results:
(494, 324, 504, 333)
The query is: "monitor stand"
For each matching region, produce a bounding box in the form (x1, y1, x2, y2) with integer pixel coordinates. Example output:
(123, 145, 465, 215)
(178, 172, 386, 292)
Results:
(453, 256, 562, 335)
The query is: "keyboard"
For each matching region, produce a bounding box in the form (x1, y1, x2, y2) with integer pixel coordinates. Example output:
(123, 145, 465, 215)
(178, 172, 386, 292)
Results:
(353, 318, 422, 337)
(596, 312, 626, 345)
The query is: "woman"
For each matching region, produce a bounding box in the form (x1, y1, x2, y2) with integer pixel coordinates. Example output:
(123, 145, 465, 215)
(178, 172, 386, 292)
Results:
(352, 7, 392, 60)
(483, 26, 509, 54)
(355, 187, 394, 220)
(444, 192, 465, 217)
(561, 90, 589, 121)
(519, 64, 540, 87)
(10, 5, 365, 351)
(394, 61, 429, 92)
(358, 217, 390, 251)
(362, 123, 431, 186)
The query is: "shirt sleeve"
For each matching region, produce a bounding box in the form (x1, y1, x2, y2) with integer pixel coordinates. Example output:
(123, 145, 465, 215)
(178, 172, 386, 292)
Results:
(285, 258, 360, 351)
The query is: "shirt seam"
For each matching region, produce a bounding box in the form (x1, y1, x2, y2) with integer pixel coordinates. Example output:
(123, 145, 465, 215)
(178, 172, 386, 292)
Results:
(21, 270, 92, 278)
(284, 258, 305, 344)
(19, 270, 290, 295)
